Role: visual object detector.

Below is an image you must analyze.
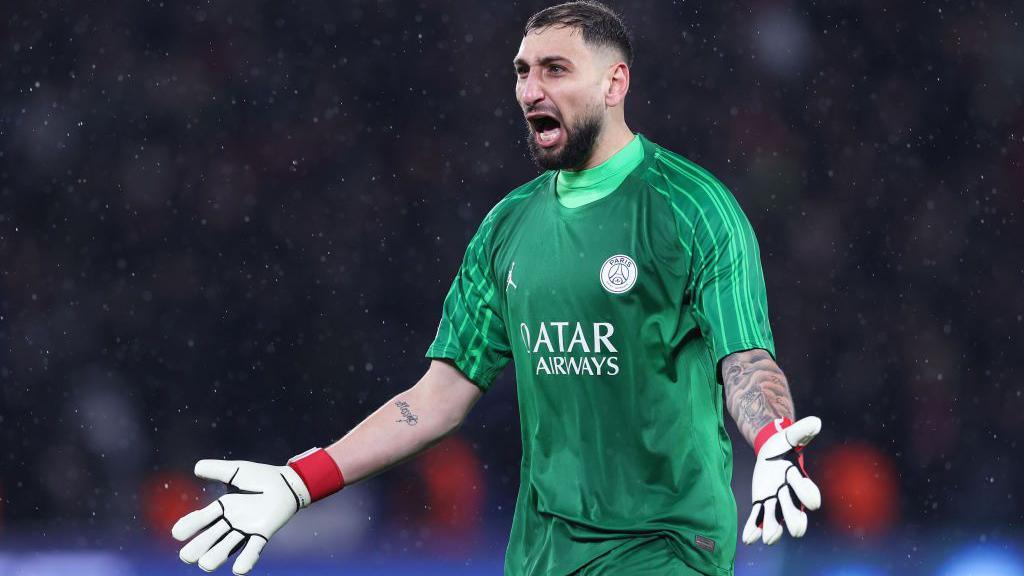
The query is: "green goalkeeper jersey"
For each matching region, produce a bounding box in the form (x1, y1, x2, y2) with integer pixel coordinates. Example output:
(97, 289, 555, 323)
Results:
(426, 134, 774, 576)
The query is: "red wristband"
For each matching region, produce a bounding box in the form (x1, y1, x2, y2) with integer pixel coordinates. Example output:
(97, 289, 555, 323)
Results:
(753, 417, 793, 454)
(287, 448, 346, 502)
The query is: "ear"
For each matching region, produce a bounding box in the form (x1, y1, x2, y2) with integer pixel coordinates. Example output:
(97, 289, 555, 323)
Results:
(604, 62, 630, 107)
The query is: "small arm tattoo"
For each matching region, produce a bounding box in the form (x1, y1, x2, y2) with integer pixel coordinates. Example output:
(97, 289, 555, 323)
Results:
(394, 400, 419, 426)
(721, 349, 795, 447)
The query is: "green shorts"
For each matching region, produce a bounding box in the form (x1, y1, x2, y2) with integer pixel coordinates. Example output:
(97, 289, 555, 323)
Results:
(571, 537, 709, 576)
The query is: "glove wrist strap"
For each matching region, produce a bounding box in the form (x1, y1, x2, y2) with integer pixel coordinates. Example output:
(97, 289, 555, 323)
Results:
(754, 417, 793, 454)
(287, 447, 346, 504)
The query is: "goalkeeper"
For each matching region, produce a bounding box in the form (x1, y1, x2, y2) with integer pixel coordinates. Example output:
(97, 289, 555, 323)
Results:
(172, 2, 822, 575)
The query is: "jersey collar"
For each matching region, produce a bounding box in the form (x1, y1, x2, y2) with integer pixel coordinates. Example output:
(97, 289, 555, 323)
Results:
(556, 133, 644, 193)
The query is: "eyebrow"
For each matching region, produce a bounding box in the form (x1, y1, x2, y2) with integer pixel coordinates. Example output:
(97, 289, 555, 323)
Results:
(513, 55, 572, 68)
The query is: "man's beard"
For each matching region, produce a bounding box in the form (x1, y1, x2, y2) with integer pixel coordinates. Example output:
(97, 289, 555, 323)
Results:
(526, 109, 603, 171)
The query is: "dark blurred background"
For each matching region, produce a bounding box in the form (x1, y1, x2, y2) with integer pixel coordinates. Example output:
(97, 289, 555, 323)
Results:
(1, 1, 1022, 575)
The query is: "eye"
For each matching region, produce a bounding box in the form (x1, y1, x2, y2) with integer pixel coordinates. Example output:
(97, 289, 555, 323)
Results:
(549, 64, 566, 74)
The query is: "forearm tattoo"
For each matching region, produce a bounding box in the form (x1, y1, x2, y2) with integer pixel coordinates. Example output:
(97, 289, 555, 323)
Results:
(721, 349, 795, 447)
(394, 400, 419, 426)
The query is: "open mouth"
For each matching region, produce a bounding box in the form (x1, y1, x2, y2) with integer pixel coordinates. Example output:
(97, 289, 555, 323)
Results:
(527, 113, 563, 148)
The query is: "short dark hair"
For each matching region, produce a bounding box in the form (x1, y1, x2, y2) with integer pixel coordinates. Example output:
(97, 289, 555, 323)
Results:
(525, 1, 634, 67)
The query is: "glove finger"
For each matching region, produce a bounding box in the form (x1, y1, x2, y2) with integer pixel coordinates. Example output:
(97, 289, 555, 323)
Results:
(741, 502, 763, 545)
(784, 416, 821, 448)
(198, 530, 245, 573)
(779, 487, 808, 538)
(179, 519, 230, 564)
(787, 467, 822, 510)
(761, 498, 784, 545)
(195, 459, 240, 484)
(171, 500, 223, 542)
(232, 536, 268, 575)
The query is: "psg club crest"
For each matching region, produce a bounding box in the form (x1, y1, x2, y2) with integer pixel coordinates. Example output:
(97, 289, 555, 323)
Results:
(599, 254, 637, 294)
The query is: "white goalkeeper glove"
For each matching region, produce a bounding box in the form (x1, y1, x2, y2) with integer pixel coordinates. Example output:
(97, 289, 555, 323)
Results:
(742, 416, 823, 546)
(171, 448, 345, 574)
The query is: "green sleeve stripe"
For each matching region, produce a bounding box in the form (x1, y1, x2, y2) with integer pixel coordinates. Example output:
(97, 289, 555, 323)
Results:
(669, 154, 771, 345)
(458, 184, 538, 370)
(426, 180, 540, 388)
(655, 152, 753, 336)
(452, 188, 526, 377)
(460, 231, 496, 371)
(466, 234, 495, 369)
(657, 152, 764, 344)
(694, 176, 763, 343)
(658, 170, 737, 345)
(442, 228, 489, 381)
(441, 308, 455, 351)
(645, 173, 696, 259)
(469, 281, 497, 377)
(693, 176, 765, 344)
(655, 153, 750, 345)
(647, 169, 707, 297)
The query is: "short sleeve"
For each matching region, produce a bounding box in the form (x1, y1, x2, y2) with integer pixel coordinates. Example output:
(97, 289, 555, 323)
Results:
(425, 223, 512, 392)
(689, 187, 776, 373)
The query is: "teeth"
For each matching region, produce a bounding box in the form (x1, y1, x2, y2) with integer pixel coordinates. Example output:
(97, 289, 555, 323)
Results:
(538, 128, 560, 144)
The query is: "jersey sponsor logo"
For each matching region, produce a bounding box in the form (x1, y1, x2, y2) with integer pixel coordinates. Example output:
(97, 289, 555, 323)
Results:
(519, 321, 619, 376)
(599, 254, 637, 294)
(506, 261, 517, 292)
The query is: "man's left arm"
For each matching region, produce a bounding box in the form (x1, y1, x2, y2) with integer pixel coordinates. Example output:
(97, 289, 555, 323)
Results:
(678, 174, 823, 546)
(721, 348, 794, 447)
(721, 347, 823, 546)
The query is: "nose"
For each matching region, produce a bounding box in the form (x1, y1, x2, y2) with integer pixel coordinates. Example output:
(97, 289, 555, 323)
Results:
(519, 69, 545, 108)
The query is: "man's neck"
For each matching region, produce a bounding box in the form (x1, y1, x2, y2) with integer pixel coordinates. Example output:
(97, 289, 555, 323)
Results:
(573, 121, 634, 171)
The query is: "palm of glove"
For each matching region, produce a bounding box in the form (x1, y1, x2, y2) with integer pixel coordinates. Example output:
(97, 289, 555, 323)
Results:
(742, 416, 823, 546)
(171, 460, 307, 575)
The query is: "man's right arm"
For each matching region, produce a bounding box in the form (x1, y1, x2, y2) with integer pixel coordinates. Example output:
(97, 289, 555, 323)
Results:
(325, 359, 483, 485)
(171, 359, 483, 574)
(174, 209, 510, 574)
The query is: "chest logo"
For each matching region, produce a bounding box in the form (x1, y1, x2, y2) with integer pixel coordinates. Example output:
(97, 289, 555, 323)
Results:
(506, 261, 518, 291)
(600, 254, 637, 294)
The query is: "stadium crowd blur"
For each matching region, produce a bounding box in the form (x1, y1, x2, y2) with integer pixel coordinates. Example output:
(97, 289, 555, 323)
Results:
(1, 0, 1021, 572)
